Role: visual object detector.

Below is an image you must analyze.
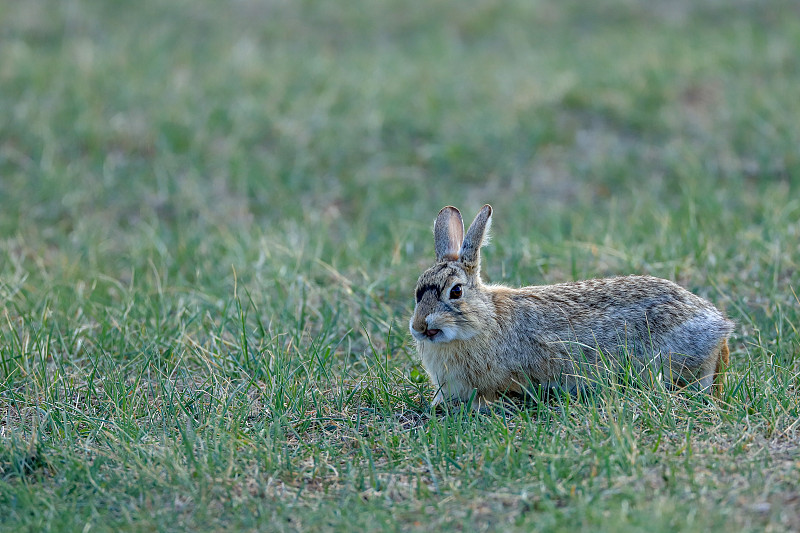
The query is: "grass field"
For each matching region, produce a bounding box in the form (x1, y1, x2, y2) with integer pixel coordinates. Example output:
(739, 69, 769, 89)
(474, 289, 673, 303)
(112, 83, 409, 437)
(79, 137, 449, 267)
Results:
(1, 0, 799, 531)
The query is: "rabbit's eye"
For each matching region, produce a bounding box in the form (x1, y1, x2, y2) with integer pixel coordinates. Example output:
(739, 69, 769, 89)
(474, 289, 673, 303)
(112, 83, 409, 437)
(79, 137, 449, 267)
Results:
(449, 284, 463, 299)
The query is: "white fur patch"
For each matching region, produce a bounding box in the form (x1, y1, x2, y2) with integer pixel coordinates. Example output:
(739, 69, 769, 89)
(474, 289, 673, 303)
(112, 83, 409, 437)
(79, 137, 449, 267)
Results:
(481, 212, 492, 247)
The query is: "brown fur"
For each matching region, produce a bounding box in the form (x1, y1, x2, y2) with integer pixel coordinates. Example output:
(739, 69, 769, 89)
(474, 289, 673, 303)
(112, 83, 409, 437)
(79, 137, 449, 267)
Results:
(714, 339, 730, 397)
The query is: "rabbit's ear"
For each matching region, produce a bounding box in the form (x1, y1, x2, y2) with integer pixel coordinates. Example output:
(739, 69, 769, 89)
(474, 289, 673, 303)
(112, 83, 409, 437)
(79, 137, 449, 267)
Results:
(459, 204, 492, 270)
(434, 206, 464, 262)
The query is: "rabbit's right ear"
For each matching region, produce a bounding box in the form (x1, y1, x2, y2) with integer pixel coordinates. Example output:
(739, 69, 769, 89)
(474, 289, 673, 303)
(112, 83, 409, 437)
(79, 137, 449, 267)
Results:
(434, 206, 464, 262)
(459, 204, 492, 272)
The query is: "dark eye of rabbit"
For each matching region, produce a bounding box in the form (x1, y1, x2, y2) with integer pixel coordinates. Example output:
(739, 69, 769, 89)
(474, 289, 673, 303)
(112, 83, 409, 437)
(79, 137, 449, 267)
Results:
(449, 284, 462, 299)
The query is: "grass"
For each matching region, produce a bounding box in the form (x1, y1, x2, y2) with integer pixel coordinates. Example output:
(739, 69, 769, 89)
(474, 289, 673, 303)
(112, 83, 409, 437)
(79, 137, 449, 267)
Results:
(1, 0, 799, 531)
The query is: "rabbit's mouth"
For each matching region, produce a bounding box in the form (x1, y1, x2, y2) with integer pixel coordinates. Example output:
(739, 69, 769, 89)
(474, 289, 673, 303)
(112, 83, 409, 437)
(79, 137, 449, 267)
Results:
(410, 327, 443, 342)
(410, 323, 449, 343)
(410, 315, 468, 343)
(419, 327, 465, 344)
(424, 328, 442, 339)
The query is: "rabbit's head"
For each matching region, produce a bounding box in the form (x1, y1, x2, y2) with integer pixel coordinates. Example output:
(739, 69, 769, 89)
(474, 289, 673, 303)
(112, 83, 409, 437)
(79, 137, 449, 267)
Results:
(410, 205, 494, 344)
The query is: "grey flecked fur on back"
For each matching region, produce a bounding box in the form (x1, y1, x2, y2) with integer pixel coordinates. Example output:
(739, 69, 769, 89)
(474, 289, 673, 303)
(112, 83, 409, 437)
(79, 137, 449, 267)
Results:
(504, 276, 733, 381)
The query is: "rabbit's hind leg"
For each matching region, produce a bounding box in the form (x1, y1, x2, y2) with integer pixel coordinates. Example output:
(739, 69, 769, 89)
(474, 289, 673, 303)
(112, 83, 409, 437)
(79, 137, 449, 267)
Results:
(692, 339, 730, 396)
(670, 341, 728, 396)
(713, 339, 730, 398)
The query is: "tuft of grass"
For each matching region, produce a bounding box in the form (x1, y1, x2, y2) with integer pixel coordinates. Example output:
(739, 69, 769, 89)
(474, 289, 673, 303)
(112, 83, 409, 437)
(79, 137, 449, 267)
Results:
(2, 0, 799, 531)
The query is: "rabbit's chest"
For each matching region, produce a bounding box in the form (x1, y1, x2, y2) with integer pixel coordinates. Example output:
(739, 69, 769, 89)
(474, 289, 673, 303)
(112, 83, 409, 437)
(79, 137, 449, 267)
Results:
(422, 344, 504, 390)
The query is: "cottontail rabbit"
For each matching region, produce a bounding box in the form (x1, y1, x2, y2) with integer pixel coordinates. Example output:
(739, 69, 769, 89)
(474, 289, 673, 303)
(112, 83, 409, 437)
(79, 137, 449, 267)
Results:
(410, 205, 733, 408)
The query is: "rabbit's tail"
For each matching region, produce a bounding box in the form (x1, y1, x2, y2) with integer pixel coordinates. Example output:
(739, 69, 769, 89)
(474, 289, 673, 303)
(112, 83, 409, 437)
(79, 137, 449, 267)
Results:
(714, 339, 730, 398)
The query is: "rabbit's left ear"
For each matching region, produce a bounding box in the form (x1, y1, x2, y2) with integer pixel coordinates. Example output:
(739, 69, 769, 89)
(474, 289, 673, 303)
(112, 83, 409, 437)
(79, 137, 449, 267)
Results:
(459, 204, 492, 271)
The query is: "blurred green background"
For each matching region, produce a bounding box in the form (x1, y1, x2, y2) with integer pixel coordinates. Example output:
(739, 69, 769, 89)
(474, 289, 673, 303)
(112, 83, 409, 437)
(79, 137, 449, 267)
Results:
(3, 1, 798, 286)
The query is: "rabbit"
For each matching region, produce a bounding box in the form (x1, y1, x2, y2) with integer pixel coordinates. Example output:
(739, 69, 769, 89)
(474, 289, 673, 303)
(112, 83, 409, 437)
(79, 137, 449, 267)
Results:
(409, 204, 734, 409)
